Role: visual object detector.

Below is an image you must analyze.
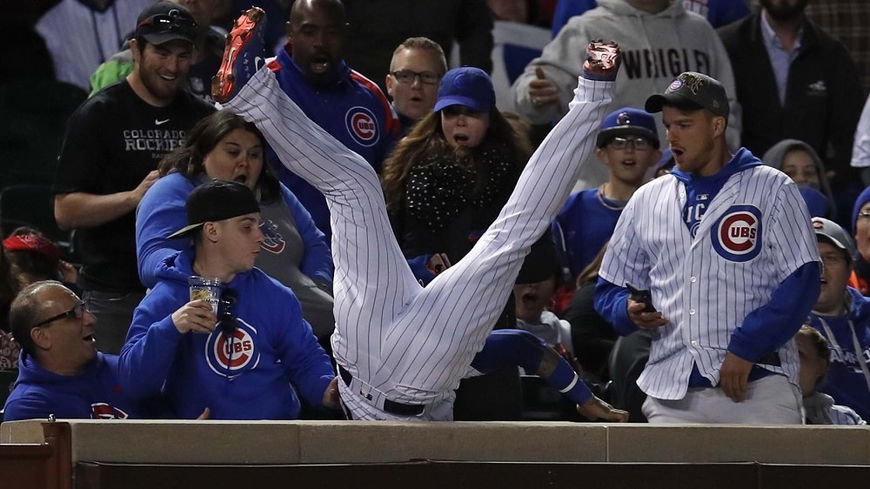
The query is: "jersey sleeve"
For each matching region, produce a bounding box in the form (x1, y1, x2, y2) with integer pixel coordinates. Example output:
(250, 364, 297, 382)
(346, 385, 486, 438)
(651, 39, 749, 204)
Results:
(118, 286, 187, 400)
(136, 176, 192, 288)
(766, 180, 821, 281)
(598, 194, 651, 289)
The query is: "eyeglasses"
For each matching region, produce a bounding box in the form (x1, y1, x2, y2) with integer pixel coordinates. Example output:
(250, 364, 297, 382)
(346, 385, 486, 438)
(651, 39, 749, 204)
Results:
(857, 211, 870, 221)
(137, 10, 198, 32)
(609, 136, 651, 151)
(390, 70, 440, 85)
(32, 300, 88, 328)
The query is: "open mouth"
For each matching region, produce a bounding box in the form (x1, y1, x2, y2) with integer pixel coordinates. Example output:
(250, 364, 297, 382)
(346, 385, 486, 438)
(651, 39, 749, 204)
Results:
(310, 55, 332, 75)
(83, 333, 96, 342)
(453, 134, 469, 145)
(621, 159, 636, 167)
(234, 174, 248, 184)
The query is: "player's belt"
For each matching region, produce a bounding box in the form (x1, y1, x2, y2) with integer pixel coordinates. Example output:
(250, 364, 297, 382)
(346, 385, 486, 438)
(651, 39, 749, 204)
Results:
(338, 365, 425, 417)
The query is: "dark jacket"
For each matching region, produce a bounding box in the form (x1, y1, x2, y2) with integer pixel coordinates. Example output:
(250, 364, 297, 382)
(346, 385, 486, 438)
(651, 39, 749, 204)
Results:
(718, 11, 863, 184)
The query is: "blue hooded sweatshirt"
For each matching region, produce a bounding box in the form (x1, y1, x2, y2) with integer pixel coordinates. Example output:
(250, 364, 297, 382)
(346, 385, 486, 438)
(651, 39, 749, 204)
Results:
(118, 250, 334, 420)
(808, 287, 870, 420)
(4, 352, 137, 421)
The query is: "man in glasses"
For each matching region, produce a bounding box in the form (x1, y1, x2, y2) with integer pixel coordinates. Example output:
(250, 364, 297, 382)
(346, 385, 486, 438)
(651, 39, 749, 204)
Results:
(805, 217, 870, 422)
(4, 281, 138, 421)
(260, 0, 399, 242)
(52, 2, 215, 355)
(595, 71, 822, 423)
(554, 107, 662, 280)
(385, 37, 447, 136)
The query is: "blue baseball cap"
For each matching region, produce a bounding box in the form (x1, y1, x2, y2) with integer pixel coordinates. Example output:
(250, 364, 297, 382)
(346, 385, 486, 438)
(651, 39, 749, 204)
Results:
(596, 107, 660, 148)
(433, 67, 495, 113)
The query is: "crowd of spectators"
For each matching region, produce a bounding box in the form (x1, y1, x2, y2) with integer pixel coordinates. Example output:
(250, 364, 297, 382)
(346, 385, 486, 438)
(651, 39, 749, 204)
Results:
(2, 0, 869, 427)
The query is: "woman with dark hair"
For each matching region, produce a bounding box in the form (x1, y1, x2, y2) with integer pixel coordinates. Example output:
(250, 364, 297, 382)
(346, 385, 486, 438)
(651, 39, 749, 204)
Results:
(381, 67, 539, 421)
(382, 67, 532, 284)
(136, 110, 335, 339)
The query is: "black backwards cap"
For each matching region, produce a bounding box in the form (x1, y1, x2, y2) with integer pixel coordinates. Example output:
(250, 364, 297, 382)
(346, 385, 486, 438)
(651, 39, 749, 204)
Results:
(167, 180, 260, 239)
(645, 72, 729, 120)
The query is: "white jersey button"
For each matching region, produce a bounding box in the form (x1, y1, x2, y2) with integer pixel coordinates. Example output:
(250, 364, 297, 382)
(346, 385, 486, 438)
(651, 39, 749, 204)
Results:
(689, 276, 697, 283)
(689, 308, 696, 315)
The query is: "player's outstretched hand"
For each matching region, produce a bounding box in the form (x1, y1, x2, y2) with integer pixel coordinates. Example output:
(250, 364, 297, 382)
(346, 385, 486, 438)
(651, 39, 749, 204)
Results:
(719, 352, 753, 402)
(171, 300, 217, 334)
(582, 40, 620, 81)
(576, 396, 629, 422)
(627, 300, 668, 330)
(322, 377, 340, 410)
(196, 407, 211, 420)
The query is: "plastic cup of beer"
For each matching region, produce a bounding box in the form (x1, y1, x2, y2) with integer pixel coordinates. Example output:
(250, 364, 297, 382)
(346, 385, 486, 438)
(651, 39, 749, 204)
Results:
(188, 276, 221, 314)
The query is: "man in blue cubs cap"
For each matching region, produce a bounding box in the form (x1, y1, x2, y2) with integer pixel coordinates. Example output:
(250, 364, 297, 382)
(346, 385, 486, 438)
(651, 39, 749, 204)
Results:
(553, 107, 662, 280)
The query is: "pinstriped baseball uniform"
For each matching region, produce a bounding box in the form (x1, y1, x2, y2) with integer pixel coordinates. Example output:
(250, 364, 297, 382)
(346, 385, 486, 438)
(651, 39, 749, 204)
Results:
(599, 163, 819, 401)
(222, 66, 612, 420)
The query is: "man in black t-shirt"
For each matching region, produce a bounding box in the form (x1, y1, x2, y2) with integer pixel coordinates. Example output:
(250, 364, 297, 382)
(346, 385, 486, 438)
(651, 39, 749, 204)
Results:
(52, 2, 214, 354)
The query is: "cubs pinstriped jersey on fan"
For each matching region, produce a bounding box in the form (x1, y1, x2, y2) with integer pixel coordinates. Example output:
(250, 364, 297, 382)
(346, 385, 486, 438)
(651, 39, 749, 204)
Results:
(224, 66, 613, 419)
(598, 157, 820, 400)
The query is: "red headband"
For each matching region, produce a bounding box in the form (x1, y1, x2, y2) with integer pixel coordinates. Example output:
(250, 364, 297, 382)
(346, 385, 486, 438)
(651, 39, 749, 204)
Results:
(2, 234, 60, 261)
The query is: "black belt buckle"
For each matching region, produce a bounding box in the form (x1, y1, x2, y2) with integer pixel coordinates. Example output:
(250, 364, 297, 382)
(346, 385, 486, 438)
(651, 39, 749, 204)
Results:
(338, 365, 424, 416)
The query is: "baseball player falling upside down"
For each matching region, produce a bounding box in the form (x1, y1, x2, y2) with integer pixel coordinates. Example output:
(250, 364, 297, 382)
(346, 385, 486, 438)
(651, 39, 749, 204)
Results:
(212, 6, 625, 421)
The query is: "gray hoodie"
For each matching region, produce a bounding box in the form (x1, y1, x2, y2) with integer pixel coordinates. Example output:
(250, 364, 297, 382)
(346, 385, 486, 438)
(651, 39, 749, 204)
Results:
(762, 138, 836, 218)
(511, 0, 740, 190)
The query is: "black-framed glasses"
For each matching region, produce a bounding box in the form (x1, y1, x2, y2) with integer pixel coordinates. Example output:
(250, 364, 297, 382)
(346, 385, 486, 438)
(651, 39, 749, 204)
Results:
(390, 70, 440, 85)
(857, 211, 870, 221)
(32, 300, 88, 328)
(609, 136, 651, 151)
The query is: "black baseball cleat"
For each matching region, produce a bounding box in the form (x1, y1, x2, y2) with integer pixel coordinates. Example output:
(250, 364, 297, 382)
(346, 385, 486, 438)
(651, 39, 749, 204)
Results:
(211, 7, 266, 103)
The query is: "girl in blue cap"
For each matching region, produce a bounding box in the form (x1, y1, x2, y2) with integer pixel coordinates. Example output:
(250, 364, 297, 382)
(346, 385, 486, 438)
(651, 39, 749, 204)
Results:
(381, 66, 545, 421)
(382, 67, 532, 286)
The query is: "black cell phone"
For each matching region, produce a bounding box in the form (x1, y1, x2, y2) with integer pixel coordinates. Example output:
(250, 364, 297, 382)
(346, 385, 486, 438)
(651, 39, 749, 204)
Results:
(626, 282, 656, 313)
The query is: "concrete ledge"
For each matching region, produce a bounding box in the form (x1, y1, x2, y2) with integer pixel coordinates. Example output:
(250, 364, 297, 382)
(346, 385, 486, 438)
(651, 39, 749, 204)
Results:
(2, 420, 869, 466)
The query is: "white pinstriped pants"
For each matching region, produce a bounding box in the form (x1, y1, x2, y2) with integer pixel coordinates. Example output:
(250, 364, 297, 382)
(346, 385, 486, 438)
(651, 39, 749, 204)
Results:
(223, 67, 613, 420)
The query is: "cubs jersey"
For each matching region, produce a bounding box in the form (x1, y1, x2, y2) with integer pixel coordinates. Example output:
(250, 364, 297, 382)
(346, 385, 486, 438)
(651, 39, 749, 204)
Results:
(599, 150, 820, 400)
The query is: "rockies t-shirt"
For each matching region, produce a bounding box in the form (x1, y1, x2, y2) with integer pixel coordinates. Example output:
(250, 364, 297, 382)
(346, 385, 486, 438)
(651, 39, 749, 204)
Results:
(53, 80, 214, 292)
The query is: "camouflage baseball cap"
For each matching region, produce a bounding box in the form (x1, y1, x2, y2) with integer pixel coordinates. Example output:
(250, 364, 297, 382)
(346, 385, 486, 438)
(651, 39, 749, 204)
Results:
(645, 72, 729, 119)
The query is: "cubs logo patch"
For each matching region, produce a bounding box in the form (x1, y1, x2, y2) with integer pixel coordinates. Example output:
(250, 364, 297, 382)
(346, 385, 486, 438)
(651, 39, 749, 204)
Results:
(667, 79, 683, 92)
(345, 106, 379, 147)
(204, 318, 260, 379)
(259, 219, 285, 254)
(91, 402, 129, 419)
(711, 205, 762, 262)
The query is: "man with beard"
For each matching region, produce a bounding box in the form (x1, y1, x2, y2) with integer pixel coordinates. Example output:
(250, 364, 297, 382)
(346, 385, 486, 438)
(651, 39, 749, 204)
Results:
(718, 0, 863, 204)
(89, 0, 226, 102)
(264, 0, 399, 241)
(53, 2, 214, 354)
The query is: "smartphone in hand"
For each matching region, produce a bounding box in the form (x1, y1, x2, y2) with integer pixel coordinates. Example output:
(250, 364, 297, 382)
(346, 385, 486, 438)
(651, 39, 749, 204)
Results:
(626, 283, 656, 313)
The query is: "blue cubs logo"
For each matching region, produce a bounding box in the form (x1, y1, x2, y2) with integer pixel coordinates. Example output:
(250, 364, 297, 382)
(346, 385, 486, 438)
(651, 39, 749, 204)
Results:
(345, 106, 379, 147)
(91, 402, 128, 419)
(711, 205, 762, 262)
(204, 319, 260, 379)
(668, 79, 683, 92)
(259, 218, 285, 254)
